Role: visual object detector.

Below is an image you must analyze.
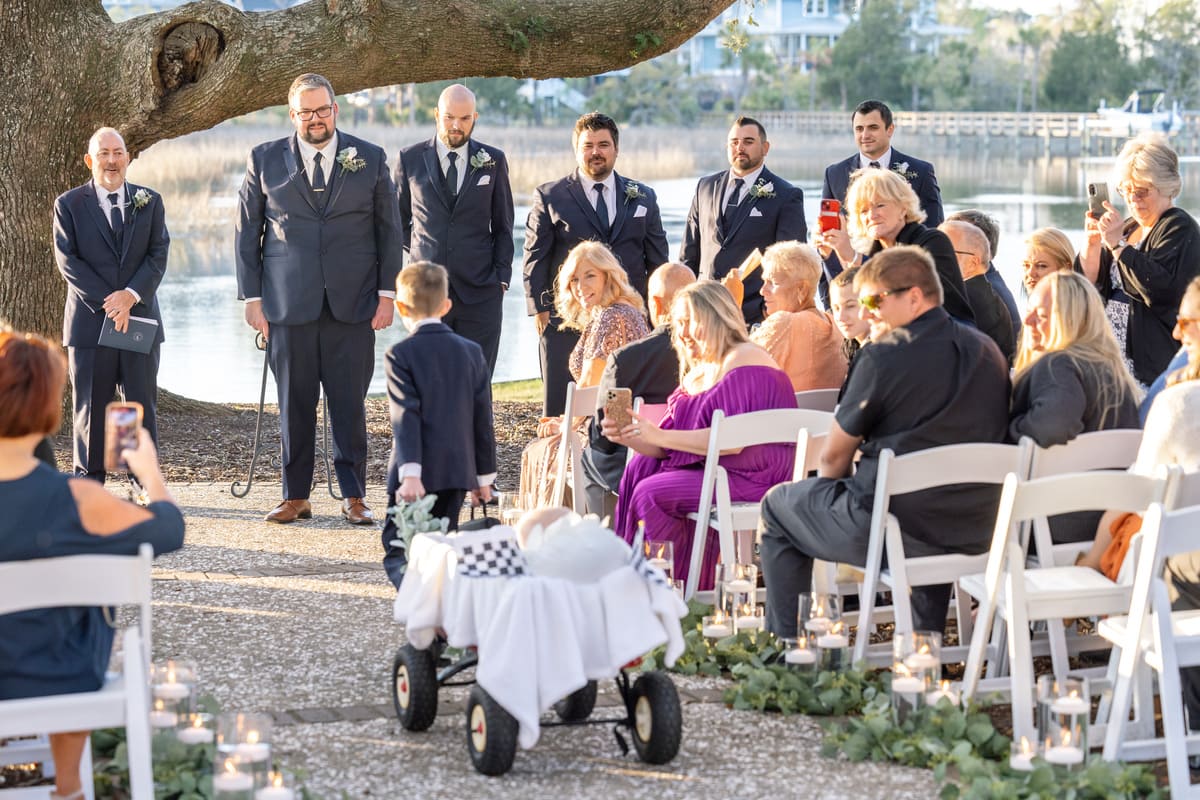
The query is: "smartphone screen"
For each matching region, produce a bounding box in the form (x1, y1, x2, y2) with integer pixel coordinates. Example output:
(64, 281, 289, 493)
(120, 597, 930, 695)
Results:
(819, 198, 842, 233)
(104, 401, 143, 472)
(1087, 183, 1109, 219)
(604, 388, 633, 430)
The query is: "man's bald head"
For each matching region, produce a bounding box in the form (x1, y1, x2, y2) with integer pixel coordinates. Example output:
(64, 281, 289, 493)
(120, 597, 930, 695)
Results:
(647, 262, 695, 327)
(436, 84, 478, 149)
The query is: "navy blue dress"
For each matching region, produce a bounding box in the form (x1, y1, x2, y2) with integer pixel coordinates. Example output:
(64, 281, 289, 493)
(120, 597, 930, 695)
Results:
(0, 463, 185, 700)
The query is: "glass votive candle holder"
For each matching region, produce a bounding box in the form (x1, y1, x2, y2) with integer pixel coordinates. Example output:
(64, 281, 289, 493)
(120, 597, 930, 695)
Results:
(701, 613, 733, 639)
(733, 603, 766, 633)
(255, 769, 297, 800)
(716, 563, 757, 618)
(816, 619, 851, 671)
(644, 540, 674, 580)
(1009, 736, 1038, 772)
(151, 659, 197, 712)
(782, 635, 817, 671)
(217, 712, 272, 786)
(1037, 675, 1089, 770)
(925, 679, 961, 709)
(212, 755, 256, 799)
(177, 712, 216, 746)
(798, 592, 841, 637)
(148, 696, 181, 729)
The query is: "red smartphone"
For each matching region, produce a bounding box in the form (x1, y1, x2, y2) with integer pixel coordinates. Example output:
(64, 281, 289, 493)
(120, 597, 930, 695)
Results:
(819, 198, 842, 233)
(104, 401, 142, 472)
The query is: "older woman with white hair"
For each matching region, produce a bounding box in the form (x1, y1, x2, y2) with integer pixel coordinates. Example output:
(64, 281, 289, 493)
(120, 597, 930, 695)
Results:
(1079, 132, 1200, 387)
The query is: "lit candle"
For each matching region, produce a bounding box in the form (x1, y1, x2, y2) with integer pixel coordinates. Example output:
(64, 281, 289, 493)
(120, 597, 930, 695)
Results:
(148, 698, 177, 728)
(255, 772, 296, 800)
(891, 664, 924, 694)
(1043, 730, 1085, 766)
(804, 616, 832, 633)
(903, 645, 939, 672)
(817, 621, 849, 649)
(176, 717, 214, 745)
(233, 730, 270, 762)
(213, 760, 254, 793)
(1009, 737, 1036, 772)
(153, 682, 190, 701)
(725, 578, 754, 593)
(785, 643, 816, 665)
(702, 614, 732, 638)
(647, 558, 671, 574)
(1050, 690, 1089, 716)
(735, 614, 765, 631)
(925, 680, 960, 707)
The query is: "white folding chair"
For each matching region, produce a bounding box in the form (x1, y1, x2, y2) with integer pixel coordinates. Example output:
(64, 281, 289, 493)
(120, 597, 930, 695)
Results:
(682, 408, 834, 599)
(959, 471, 1171, 747)
(0, 543, 155, 800)
(552, 382, 600, 514)
(850, 442, 1032, 666)
(794, 388, 839, 412)
(1100, 499, 1200, 795)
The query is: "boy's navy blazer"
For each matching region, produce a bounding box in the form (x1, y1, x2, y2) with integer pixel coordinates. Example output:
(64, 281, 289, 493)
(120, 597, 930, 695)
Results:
(385, 322, 496, 495)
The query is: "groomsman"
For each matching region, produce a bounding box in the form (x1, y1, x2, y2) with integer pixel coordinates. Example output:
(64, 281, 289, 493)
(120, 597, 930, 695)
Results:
(680, 116, 806, 325)
(236, 73, 403, 524)
(523, 112, 669, 416)
(53, 126, 168, 482)
(394, 84, 514, 375)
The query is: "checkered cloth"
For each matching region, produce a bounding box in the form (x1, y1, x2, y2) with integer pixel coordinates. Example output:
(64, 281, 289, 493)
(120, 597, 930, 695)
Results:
(453, 529, 528, 578)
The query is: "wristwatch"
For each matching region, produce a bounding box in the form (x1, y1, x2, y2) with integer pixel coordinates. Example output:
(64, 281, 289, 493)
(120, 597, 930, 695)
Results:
(1109, 237, 1128, 253)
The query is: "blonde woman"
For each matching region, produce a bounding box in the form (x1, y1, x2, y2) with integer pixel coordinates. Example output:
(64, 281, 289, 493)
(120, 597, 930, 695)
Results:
(519, 242, 649, 508)
(814, 167, 975, 323)
(1079, 132, 1200, 386)
(603, 281, 796, 590)
(1021, 227, 1076, 296)
(1010, 271, 1140, 543)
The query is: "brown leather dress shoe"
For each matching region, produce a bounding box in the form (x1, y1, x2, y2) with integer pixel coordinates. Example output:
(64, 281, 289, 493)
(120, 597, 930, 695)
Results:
(265, 499, 312, 524)
(342, 497, 375, 525)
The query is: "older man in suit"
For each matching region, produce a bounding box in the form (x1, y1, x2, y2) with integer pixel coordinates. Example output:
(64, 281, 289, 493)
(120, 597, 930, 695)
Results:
(394, 83, 514, 376)
(236, 73, 403, 525)
(523, 112, 669, 416)
(54, 126, 169, 482)
(680, 116, 807, 325)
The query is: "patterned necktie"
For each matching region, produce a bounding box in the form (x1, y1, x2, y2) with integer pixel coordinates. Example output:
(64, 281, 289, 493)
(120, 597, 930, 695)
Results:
(594, 184, 609, 232)
(312, 152, 326, 192)
(108, 192, 124, 249)
(723, 177, 745, 223)
(446, 151, 459, 198)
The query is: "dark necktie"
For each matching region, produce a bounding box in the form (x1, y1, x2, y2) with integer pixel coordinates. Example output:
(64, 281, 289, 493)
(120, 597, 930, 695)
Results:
(869, 161, 881, 169)
(594, 184, 609, 232)
(723, 177, 745, 223)
(446, 151, 459, 198)
(312, 152, 326, 192)
(108, 193, 124, 249)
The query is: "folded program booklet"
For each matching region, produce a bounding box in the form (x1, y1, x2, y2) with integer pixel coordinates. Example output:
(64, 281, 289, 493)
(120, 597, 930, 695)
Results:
(98, 314, 158, 354)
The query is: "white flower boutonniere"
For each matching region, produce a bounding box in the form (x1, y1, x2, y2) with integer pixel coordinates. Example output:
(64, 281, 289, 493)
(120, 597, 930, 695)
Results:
(749, 179, 775, 200)
(892, 161, 917, 181)
(470, 148, 496, 170)
(337, 146, 366, 173)
(624, 181, 645, 203)
(131, 188, 151, 210)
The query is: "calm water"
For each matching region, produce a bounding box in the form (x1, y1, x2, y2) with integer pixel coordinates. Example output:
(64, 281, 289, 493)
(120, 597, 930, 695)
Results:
(155, 151, 1200, 402)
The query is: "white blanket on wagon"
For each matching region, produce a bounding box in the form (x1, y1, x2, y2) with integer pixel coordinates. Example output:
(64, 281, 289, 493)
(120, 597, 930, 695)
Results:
(393, 525, 686, 748)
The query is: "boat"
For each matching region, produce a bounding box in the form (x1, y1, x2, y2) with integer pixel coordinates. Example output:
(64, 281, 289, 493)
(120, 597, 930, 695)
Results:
(1087, 89, 1184, 137)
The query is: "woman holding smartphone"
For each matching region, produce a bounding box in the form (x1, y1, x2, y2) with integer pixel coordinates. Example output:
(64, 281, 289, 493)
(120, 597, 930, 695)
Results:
(0, 330, 184, 800)
(1079, 132, 1200, 388)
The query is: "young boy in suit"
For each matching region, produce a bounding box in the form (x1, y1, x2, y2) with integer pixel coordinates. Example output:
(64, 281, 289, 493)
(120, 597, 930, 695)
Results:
(381, 262, 497, 588)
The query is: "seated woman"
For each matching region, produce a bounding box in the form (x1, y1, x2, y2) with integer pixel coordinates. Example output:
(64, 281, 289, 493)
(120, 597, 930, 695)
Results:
(1020, 227, 1075, 301)
(519, 241, 649, 508)
(0, 330, 184, 800)
(604, 281, 797, 590)
(814, 167, 975, 325)
(1010, 271, 1140, 543)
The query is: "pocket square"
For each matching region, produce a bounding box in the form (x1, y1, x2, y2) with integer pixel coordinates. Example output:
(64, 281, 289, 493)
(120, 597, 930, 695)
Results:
(749, 207, 764, 218)
(477, 175, 491, 186)
(633, 205, 647, 218)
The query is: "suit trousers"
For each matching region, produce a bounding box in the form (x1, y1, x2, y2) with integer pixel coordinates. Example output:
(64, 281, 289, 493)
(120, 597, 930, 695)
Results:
(445, 286, 503, 378)
(539, 322, 580, 417)
(757, 477, 953, 638)
(268, 302, 374, 500)
(381, 488, 465, 589)
(68, 343, 160, 482)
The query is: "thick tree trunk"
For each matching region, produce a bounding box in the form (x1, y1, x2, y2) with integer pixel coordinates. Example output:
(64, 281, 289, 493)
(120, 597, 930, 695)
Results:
(1, 0, 729, 346)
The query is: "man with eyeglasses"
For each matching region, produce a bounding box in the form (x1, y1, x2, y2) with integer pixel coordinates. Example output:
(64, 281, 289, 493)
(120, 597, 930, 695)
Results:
(236, 73, 402, 525)
(940, 220, 1015, 362)
(758, 245, 1010, 640)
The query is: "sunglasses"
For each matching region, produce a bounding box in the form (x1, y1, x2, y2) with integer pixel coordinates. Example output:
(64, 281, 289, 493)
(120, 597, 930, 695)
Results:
(858, 286, 912, 311)
(1117, 185, 1153, 201)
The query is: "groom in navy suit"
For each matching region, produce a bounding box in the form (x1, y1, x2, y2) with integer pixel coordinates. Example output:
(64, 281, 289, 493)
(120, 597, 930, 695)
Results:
(394, 83, 514, 376)
(680, 116, 807, 325)
(523, 112, 669, 416)
(236, 73, 403, 525)
(54, 126, 168, 482)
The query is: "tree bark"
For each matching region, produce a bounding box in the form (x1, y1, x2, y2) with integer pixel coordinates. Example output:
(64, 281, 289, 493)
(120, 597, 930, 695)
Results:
(1, 0, 729, 343)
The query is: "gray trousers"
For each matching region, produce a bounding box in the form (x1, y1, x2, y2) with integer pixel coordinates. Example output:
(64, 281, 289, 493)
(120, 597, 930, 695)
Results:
(758, 477, 954, 638)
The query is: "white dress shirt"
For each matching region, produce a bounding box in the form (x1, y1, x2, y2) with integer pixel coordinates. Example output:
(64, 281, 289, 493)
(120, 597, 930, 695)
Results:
(725, 163, 765, 206)
(578, 172, 617, 225)
(94, 181, 141, 302)
(859, 149, 893, 171)
(435, 139, 469, 195)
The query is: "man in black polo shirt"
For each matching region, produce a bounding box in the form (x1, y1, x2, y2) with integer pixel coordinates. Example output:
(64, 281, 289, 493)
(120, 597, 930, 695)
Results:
(759, 245, 1010, 637)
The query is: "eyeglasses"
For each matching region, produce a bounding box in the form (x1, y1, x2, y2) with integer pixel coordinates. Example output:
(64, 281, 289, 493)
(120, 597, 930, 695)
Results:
(1118, 184, 1154, 201)
(858, 286, 913, 311)
(293, 105, 334, 121)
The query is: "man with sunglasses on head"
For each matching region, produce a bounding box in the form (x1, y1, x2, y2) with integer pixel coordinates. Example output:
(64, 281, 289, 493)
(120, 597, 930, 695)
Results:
(236, 73, 403, 525)
(758, 245, 1010, 641)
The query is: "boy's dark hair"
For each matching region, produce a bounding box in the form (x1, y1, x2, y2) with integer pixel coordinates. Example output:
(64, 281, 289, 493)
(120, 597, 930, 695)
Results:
(572, 112, 619, 149)
(831, 266, 859, 290)
(397, 261, 449, 318)
(853, 100, 893, 128)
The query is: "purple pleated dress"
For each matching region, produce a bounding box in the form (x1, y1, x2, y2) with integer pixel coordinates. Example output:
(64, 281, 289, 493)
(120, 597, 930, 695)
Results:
(614, 365, 797, 590)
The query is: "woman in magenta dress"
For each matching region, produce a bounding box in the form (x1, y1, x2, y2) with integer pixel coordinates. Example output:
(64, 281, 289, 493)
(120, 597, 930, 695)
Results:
(604, 281, 797, 590)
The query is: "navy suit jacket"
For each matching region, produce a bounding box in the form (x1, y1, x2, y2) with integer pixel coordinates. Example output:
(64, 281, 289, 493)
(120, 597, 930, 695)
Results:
(680, 167, 807, 321)
(53, 181, 168, 348)
(821, 149, 944, 226)
(395, 138, 514, 304)
(235, 131, 403, 326)
(523, 170, 669, 315)
(385, 322, 496, 495)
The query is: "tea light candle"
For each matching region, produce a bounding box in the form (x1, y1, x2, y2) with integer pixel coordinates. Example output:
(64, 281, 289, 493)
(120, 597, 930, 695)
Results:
(891, 676, 925, 693)
(1010, 738, 1036, 772)
(255, 773, 295, 800)
(176, 719, 213, 745)
(925, 680, 960, 707)
(213, 770, 254, 793)
(153, 681, 190, 701)
(804, 616, 832, 633)
(817, 631, 849, 649)
(148, 709, 178, 728)
(647, 558, 671, 574)
(702, 614, 732, 638)
(1050, 691, 1089, 715)
(735, 614, 765, 631)
(725, 578, 754, 593)
(234, 742, 271, 762)
(785, 646, 816, 665)
(1043, 744, 1084, 765)
(903, 646, 939, 672)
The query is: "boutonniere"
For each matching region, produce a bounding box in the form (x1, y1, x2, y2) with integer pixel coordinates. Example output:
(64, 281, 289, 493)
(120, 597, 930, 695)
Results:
(892, 161, 917, 180)
(470, 148, 496, 170)
(131, 188, 151, 210)
(624, 181, 645, 203)
(337, 146, 366, 173)
(749, 179, 775, 200)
